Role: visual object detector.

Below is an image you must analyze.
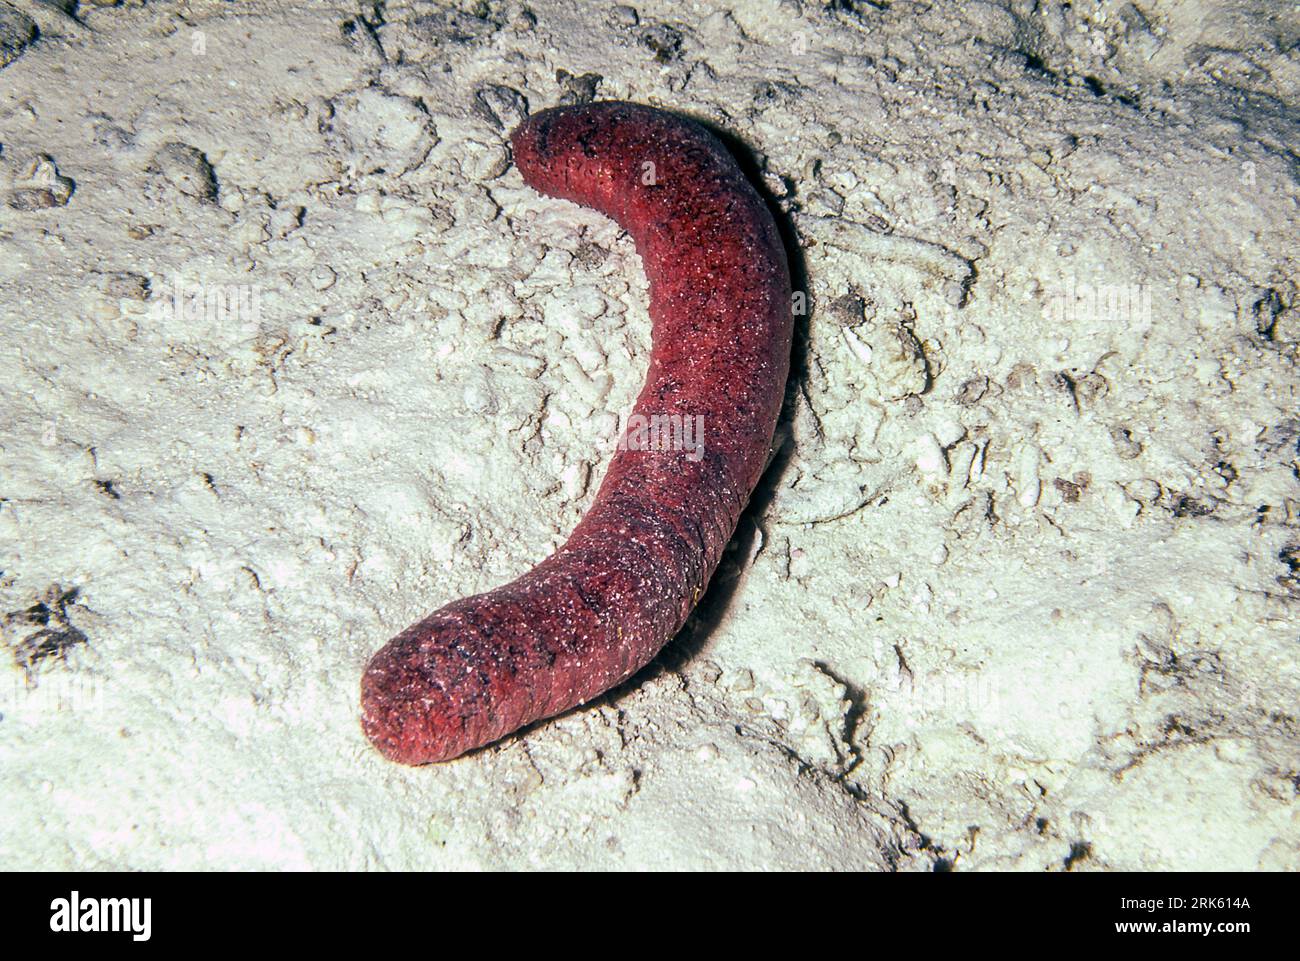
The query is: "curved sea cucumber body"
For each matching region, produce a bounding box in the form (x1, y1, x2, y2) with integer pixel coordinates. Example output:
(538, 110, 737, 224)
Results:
(361, 102, 793, 763)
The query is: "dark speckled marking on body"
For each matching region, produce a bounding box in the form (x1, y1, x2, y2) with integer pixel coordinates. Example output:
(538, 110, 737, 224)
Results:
(360, 101, 793, 764)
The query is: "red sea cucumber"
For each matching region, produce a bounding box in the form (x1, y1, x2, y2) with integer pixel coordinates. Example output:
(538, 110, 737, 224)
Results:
(360, 101, 793, 764)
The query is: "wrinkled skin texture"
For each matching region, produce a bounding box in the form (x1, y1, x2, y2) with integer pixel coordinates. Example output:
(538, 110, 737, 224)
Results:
(361, 102, 793, 764)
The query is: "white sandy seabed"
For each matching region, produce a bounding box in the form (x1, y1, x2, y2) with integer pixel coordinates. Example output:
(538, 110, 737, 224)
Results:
(0, 0, 1297, 871)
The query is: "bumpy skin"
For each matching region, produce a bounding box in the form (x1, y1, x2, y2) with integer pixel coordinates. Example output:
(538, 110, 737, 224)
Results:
(360, 102, 793, 764)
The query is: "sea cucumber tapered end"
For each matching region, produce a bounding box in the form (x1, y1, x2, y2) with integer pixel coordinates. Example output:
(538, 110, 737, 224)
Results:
(360, 638, 466, 765)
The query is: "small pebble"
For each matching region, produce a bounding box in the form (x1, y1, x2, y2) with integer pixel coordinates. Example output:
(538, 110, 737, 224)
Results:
(153, 142, 218, 201)
(8, 154, 75, 210)
(842, 325, 874, 366)
(309, 265, 337, 291)
(933, 417, 966, 449)
(1016, 445, 1042, 507)
(99, 271, 150, 301)
(915, 432, 946, 476)
(608, 5, 639, 27)
(729, 668, 755, 692)
(0, 5, 37, 69)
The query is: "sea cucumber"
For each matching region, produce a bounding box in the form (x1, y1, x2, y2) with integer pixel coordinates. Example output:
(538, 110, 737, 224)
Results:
(360, 101, 793, 764)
